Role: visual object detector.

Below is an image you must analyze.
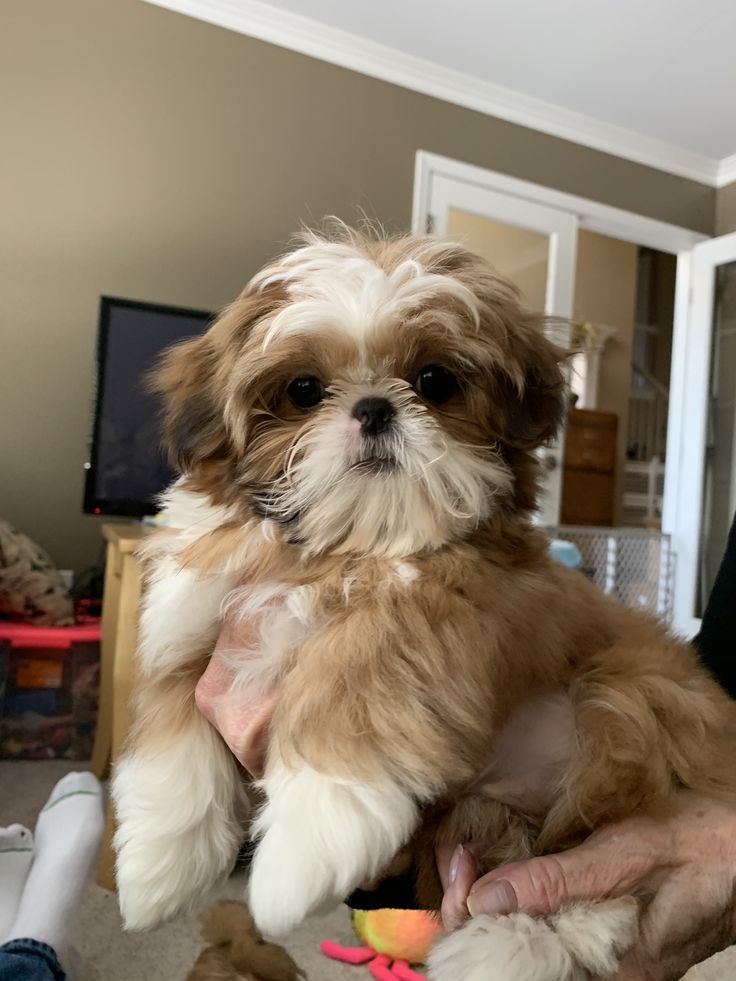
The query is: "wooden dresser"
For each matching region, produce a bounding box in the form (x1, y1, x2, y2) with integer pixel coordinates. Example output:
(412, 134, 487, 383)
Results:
(561, 409, 618, 526)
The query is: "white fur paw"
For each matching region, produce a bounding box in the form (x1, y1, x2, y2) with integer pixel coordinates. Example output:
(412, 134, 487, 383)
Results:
(428, 913, 580, 981)
(115, 828, 214, 930)
(427, 899, 638, 981)
(552, 898, 639, 976)
(114, 803, 240, 930)
(115, 811, 240, 930)
(248, 763, 418, 936)
(247, 810, 337, 937)
(113, 733, 244, 930)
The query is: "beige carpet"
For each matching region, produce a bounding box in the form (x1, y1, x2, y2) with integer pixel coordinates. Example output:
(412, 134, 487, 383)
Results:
(3, 760, 734, 981)
(0, 760, 357, 981)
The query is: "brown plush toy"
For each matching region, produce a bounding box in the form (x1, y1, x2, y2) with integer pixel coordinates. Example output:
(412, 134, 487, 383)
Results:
(186, 901, 304, 981)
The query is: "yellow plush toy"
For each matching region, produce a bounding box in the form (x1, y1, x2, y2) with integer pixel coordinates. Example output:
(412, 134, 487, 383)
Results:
(321, 908, 443, 980)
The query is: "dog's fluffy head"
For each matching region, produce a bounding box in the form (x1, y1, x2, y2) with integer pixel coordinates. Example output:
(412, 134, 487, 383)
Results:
(155, 224, 566, 557)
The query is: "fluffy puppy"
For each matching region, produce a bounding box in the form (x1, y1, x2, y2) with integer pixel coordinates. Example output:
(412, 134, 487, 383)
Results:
(113, 224, 736, 981)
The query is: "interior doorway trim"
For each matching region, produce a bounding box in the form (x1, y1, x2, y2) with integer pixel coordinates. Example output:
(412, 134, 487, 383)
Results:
(412, 152, 707, 255)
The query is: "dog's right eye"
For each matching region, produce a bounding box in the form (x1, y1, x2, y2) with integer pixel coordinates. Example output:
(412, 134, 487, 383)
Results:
(414, 365, 459, 405)
(287, 376, 324, 409)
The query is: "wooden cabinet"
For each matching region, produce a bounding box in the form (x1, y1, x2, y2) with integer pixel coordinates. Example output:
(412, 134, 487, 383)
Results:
(561, 409, 617, 526)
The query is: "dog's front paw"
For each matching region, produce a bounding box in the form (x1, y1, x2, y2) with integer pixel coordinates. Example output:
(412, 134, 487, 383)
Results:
(115, 824, 224, 930)
(248, 763, 419, 937)
(551, 898, 638, 976)
(248, 818, 334, 937)
(427, 900, 638, 981)
(428, 913, 576, 981)
(113, 741, 243, 930)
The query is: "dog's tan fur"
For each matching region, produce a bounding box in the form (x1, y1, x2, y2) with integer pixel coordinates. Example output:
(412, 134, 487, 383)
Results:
(181, 510, 736, 907)
(115, 224, 736, 978)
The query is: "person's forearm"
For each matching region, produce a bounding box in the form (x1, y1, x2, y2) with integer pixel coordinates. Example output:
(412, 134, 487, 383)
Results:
(693, 515, 736, 699)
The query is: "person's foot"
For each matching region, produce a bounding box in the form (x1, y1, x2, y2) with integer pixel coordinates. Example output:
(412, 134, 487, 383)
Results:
(0, 824, 33, 940)
(5, 772, 104, 968)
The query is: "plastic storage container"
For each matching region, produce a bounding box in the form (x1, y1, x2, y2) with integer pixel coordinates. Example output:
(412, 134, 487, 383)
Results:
(0, 621, 101, 760)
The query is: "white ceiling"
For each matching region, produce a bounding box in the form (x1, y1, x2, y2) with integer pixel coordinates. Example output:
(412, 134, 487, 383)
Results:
(262, 0, 735, 158)
(146, 0, 736, 185)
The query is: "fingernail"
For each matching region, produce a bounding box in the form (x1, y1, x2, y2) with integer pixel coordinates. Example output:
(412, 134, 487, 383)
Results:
(467, 879, 518, 917)
(449, 844, 464, 885)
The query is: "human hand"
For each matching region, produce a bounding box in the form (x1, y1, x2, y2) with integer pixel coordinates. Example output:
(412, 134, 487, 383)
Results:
(437, 794, 736, 979)
(194, 615, 276, 778)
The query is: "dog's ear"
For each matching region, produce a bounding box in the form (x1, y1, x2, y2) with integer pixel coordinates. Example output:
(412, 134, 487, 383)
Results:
(151, 334, 228, 473)
(495, 323, 570, 450)
(150, 286, 287, 474)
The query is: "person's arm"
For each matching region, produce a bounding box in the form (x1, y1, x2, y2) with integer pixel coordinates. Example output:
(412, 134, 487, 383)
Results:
(438, 794, 736, 977)
(693, 514, 736, 698)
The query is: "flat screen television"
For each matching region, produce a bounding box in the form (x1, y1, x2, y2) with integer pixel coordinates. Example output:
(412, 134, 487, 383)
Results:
(83, 296, 214, 517)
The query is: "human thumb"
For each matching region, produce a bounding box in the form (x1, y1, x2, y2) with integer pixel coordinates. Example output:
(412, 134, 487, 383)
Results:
(465, 834, 654, 919)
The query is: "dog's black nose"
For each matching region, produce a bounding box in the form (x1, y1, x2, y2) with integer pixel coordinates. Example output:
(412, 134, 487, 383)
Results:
(352, 397, 395, 437)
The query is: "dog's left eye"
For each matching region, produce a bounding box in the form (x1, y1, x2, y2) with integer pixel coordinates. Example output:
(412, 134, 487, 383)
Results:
(287, 376, 324, 409)
(414, 365, 459, 404)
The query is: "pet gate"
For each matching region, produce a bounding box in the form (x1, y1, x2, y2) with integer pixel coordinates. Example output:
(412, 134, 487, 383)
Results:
(546, 526, 675, 624)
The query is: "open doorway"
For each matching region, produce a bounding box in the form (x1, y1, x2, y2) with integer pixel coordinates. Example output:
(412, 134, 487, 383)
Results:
(565, 233, 676, 530)
(440, 211, 678, 532)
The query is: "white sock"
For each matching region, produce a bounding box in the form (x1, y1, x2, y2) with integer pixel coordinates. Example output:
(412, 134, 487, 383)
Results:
(0, 824, 33, 941)
(6, 772, 104, 969)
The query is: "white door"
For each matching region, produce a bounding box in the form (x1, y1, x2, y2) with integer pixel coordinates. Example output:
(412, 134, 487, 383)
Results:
(418, 173, 578, 525)
(664, 233, 736, 636)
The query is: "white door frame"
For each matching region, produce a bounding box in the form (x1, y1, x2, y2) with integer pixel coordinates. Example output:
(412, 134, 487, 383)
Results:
(427, 175, 578, 318)
(413, 152, 706, 254)
(424, 171, 579, 525)
(665, 233, 736, 637)
(413, 152, 709, 634)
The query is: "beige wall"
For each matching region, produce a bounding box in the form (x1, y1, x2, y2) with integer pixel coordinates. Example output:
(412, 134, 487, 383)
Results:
(716, 181, 736, 234)
(446, 209, 549, 309)
(0, 0, 719, 572)
(574, 232, 639, 524)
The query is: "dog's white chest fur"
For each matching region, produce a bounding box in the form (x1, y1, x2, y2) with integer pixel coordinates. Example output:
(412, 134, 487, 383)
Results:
(220, 582, 319, 693)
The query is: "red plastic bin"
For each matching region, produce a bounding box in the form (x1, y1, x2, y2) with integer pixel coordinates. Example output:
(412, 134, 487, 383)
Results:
(0, 621, 101, 760)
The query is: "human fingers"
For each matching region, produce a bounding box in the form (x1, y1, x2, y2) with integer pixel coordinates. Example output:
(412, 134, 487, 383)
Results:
(466, 821, 665, 918)
(439, 845, 480, 930)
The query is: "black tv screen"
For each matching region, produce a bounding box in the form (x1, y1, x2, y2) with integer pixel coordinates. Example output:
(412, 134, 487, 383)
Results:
(83, 296, 214, 516)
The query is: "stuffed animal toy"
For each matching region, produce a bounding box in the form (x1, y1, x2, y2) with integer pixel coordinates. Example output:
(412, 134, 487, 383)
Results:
(321, 908, 443, 981)
(186, 901, 304, 981)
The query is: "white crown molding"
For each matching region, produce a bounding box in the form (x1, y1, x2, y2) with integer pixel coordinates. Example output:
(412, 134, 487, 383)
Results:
(143, 0, 730, 189)
(716, 154, 736, 189)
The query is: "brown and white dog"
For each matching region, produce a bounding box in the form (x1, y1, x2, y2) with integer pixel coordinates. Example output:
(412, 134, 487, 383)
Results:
(112, 225, 736, 981)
